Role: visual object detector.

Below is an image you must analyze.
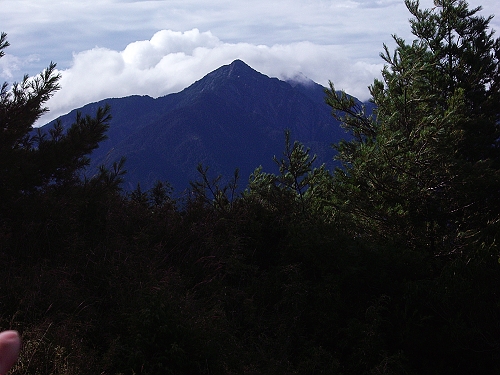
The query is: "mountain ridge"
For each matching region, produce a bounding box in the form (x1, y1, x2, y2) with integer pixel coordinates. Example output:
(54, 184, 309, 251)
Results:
(42, 60, 356, 192)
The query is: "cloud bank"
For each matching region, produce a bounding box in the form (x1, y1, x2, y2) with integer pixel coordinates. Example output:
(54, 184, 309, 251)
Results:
(2, 0, 496, 126)
(40, 29, 383, 125)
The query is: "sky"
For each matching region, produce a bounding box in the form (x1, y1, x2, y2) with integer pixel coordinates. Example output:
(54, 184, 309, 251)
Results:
(1, 0, 499, 125)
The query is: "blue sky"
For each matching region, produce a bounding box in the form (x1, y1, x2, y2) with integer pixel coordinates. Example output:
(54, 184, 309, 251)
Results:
(1, 0, 498, 124)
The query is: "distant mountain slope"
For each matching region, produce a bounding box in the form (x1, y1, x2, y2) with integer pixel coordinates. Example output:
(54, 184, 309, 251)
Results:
(42, 60, 357, 192)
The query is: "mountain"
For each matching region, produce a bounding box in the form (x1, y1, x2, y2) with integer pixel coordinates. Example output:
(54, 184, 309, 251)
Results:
(42, 60, 356, 192)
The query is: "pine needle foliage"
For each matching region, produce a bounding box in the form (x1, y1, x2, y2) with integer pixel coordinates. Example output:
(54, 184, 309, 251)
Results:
(326, 0, 500, 257)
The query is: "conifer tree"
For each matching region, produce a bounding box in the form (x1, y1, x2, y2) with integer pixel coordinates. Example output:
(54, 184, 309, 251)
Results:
(0, 33, 113, 245)
(0, 33, 111, 193)
(247, 130, 334, 217)
(326, 0, 500, 256)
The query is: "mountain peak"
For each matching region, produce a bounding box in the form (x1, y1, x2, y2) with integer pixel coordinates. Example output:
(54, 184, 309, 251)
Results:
(210, 59, 262, 81)
(43, 60, 348, 192)
(226, 59, 253, 76)
(185, 59, 270, 96)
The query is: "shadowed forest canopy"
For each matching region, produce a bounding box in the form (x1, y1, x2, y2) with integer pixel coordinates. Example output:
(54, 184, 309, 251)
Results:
(1, 0, 499, 373)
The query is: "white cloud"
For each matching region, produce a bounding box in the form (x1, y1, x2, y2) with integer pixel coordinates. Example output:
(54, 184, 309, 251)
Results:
(2, 0, 496, 126)
(0, 54, 21, 80)
(0, 53, 40, 81)
(122, 29, 222, 69)
(40, 29, 383, 125)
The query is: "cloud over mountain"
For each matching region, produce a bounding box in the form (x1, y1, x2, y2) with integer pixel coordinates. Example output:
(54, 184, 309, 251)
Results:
(2, 0, 497, 126)
(40, 29, 383, 125)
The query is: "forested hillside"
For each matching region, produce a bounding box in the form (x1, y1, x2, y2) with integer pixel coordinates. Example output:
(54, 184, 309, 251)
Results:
(40, 59, 348, 193)
(1, 0, 499, 374)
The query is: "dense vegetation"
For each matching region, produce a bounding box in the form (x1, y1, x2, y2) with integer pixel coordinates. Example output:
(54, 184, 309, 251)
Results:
(1, 0, 499, 373)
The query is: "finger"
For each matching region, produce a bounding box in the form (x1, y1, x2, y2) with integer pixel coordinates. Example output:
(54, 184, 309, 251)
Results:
(0, 330, 21, 374)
